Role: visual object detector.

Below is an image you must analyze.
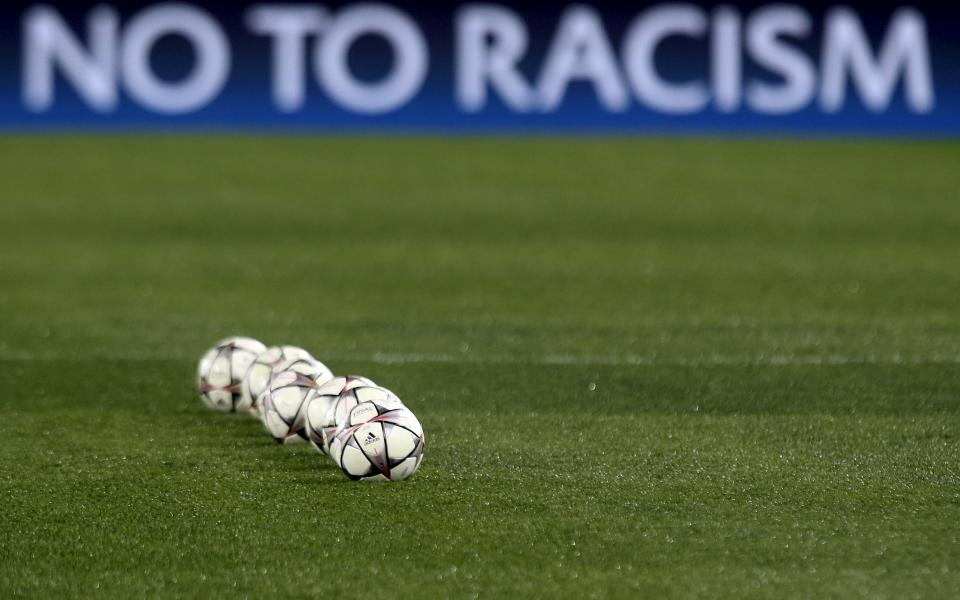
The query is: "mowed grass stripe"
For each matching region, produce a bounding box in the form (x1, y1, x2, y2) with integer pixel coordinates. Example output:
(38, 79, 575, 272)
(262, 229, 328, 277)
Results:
(3, 352, 960, 365)
(1, 363, 957, 596)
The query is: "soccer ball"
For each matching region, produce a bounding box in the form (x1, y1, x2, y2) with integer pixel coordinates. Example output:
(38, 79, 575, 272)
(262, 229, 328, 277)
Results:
(328, 389, 424, 482)
(197, 336, 266, 412)
(240, 345, 315, 418)
(259, 352, 326, 426)
(261, 361, 334, 444)
(304, 375, 376, 455)
(324, 385, 401, 463)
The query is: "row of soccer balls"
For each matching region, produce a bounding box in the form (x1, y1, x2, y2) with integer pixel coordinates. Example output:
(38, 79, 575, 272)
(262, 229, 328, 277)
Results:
(196, 336, 424, 482)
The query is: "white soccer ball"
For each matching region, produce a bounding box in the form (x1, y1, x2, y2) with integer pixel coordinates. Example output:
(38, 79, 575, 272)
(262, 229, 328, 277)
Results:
(197, 336, 266, 413)
(328, 389, 424, 482)
(240, 345, 315, 418)
(324, 385, 401, 463)
(261, 360, 334, 444)
(259, 353, 327, 426)
(304, 375, 377, 455)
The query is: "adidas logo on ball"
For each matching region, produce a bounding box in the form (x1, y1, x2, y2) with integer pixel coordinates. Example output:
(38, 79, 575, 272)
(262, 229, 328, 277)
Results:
(363, 431, 379, 445)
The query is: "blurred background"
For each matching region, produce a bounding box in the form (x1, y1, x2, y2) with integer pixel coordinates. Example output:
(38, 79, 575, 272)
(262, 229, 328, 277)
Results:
(2, 0, 957, 360)
(2, 0, 957, 133)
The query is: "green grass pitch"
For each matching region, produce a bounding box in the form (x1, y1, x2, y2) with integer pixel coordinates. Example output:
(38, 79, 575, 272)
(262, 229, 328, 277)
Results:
(0, 137, 958, 597)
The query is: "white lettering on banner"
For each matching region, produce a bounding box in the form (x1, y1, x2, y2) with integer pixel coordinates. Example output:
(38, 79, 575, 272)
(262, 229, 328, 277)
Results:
(536, 5, 628, 112)
(19, 2, 937, 116)
(456, 5, 535, 112)
(246, 5, 328, 113)
(315, 3, 428, 114)
(745, 5, 816, 114)
(820, 7, 932, 113)
(22, 5, 118, 112)
(621, 4, 710, 114)
(711, 6, 741, 113)
(120, 4, 230, 114)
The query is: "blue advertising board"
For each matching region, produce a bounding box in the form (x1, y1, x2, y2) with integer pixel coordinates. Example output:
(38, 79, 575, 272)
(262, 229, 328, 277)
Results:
(0, 1, 957, 134)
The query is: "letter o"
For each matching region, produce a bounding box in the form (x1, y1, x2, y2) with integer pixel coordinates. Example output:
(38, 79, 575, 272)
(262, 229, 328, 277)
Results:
(316, 4, 427, 114)
(121, 4, 230, 114)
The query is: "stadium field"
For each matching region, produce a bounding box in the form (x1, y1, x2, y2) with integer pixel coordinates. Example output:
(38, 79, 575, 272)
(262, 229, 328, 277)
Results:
(0, 137, 958, 597)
